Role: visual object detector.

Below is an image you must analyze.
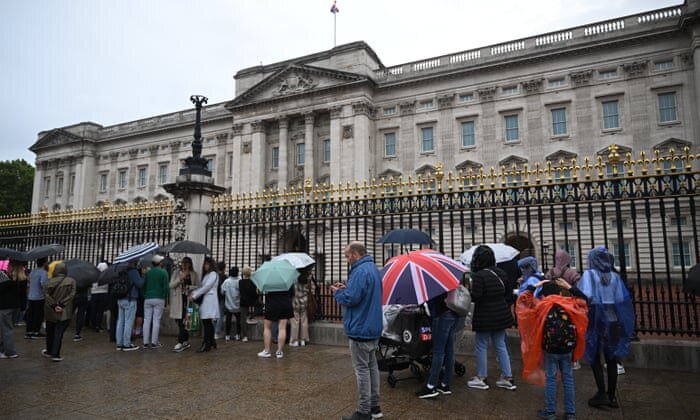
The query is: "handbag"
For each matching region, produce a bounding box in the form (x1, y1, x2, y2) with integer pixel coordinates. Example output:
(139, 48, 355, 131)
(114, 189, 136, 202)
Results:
(445, 285, 472, 316)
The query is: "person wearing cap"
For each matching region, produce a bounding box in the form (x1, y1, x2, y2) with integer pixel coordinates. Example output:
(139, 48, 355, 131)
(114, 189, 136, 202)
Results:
(142, 255, 169, 349)
(89, 262, 110, 333)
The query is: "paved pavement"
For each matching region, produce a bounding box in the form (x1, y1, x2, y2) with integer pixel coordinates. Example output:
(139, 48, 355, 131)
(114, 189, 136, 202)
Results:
(1, 327, 697, 419)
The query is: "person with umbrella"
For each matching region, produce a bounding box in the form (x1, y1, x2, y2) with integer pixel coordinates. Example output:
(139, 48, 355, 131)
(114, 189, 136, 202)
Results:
(332, 241, 383, 420)
(42, 261, 76, 361)
(169, 256, 199, 352)
(289, 266, 314, 347)
(253, 260, 296, 359)
(115, 260, 145, 352)
(0, 264, 22, 358)
(25, 258, 49, 339)
(190, 257, 219, 352)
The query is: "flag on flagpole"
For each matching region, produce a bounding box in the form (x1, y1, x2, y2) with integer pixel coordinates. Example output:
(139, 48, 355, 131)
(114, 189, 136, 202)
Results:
(330, 1, 339, 14)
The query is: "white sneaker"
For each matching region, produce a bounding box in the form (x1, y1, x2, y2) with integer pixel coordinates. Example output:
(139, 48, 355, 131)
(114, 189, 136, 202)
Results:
(257, 350, 272, 358)
(242, 337, 248, 343)
(468, 377, 489, 390)
(225, 335, 231, 341)
(174, 343, 183, 352)
(289, 341, 299, 347)
(573, 360, 581, 370)
(276, 351, 284, 359)
(300, 340, 306, 347)
(495, 377, 517, 391)
(617, 363, 626, 375)
(0, 352, 6, 359)
(234, 335, 240, 340)
(214, 334, 223, 340)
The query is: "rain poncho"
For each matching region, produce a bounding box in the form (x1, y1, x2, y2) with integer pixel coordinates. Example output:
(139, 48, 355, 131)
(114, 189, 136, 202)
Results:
(516, 291, 588, 386)
(517, 256, 544, 297)
(578, 246, 635, 363)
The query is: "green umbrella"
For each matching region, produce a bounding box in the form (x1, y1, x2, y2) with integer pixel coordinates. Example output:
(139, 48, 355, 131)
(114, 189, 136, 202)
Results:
(251, 259, 299, 293)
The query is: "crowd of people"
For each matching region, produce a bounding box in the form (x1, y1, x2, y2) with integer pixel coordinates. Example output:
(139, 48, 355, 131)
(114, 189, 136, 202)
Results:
(0, 241, 635, 420)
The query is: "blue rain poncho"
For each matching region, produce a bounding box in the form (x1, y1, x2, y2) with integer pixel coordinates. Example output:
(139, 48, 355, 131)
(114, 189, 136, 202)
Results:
(517, 256, 544, 298)
(578, 246, 635, 363)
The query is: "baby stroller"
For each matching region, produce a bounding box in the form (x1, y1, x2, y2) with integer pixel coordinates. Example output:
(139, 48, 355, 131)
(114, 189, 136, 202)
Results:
(378, 305, 466, 388)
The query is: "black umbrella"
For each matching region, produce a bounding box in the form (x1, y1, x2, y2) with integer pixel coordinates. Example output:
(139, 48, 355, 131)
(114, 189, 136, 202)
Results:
(684, 264, 700, 296)
(26, 244, 65, 260)
(378, 229, 434, 245)
(97, 263, 128, 285)
(0, 247, 29, 261)
(161, 240, 211, 254)
(63, 259, 100, 289)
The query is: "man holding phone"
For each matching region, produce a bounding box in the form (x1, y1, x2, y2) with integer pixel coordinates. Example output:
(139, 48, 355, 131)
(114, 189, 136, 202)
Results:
(332, 241, 384, 420)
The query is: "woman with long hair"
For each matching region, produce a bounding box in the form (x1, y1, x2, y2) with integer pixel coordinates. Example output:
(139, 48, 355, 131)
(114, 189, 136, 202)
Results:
(170, 256, 199, 352)
(289, 267, 314, 347)
(190, 257, 218, 352)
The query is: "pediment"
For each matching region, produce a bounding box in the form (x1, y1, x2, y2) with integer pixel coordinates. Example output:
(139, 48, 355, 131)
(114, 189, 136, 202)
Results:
(377, 169, 401, 180)
(597, 144, 632, 157)
(545, 150, 577, 164)
(499, 155, 528, 167)
(653, 138, 691, 153)
(227, 64, 370, 108)
(455, 159, 483, 171)
(30, 129, 90, 152)
(415, 164, 437, 175)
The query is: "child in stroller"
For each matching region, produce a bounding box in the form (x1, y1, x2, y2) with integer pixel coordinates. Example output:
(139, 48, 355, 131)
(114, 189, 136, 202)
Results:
(378, 304, 466, 388)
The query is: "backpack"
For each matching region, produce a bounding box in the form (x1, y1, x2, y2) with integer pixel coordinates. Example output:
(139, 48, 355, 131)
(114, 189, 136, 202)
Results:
(542, 305, 577, 354)
(110, 270, 133, 300)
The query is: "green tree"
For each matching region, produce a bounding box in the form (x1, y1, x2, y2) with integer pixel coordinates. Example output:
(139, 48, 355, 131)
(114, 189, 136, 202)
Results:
(0, 159, 34, 216)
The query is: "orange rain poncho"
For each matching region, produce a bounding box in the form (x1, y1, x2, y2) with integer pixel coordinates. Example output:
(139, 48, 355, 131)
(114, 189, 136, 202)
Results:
(515, 291, 588, 386)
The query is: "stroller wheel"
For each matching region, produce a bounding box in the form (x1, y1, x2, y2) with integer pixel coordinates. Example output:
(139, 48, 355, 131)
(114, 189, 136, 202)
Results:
(387, 374, 397, 388)
(455, 362, 466, 377)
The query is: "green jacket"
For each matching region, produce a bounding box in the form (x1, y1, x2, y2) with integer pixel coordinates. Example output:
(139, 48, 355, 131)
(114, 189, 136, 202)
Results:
(43, 263, 76, 323)
(143, 267, 170, 299)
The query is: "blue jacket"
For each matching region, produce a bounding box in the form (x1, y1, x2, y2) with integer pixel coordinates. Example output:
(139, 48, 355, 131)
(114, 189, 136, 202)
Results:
(126, 267, 145, 300)
(334, 255, 383, 340)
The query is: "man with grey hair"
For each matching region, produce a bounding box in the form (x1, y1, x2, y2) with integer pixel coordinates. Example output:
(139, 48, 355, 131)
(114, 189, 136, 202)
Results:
(332, 241, 383, 420)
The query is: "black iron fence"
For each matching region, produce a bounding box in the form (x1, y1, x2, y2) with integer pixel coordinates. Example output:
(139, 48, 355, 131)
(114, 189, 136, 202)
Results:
(207, 145, 700, 336)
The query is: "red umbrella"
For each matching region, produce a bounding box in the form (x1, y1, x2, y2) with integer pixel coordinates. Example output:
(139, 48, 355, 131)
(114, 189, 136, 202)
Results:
(380, 249, 468, 305)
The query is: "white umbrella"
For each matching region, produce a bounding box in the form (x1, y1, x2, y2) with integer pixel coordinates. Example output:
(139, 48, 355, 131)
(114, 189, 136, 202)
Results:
(459, 243, 520, 267)
(272, 252, 315, 269)
(113, 242, 160, 264)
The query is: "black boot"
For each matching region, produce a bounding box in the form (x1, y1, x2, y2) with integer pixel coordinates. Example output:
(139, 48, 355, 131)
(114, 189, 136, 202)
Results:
(197, 342, 210, 353)
(588, 392, 609, 408)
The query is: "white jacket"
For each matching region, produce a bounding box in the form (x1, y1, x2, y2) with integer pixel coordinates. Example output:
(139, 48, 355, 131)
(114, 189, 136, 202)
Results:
(191, 271, 219, 320)
(221, 276, 241, 312)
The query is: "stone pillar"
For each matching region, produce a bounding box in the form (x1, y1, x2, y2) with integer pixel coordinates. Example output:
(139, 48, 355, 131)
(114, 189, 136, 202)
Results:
(31, 161, 44, 212)
(352, 102, 372, 181)
(304, 112, 315, 181)
(329, 106, 342, 185)
(691, 26, 700, 128)
(278, 116, 289, 189)
(250, 120, 266, 193)
(148, 144, 160, 196)
(74, 153, 96, 209)
(231, 123, 244, 193)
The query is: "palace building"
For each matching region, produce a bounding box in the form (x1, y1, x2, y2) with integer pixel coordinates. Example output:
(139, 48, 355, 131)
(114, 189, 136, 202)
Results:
(29, 2, 699, 213)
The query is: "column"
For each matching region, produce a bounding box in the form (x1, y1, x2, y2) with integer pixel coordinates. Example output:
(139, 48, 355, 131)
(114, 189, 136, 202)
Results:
(250, 120, 266, 193)
(329, 106, 342, 185)
(31, 161, 45, 212)
(231, 123, 244, 193)
(304, 112, 315, 182)
(148, 144, 160, 197)
(352, 102, 372, 181)
(278, 116, 289, 189)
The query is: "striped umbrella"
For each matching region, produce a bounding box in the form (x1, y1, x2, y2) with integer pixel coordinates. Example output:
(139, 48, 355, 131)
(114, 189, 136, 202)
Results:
(381, 249, 468, 305)
(113, 242, 160, 264)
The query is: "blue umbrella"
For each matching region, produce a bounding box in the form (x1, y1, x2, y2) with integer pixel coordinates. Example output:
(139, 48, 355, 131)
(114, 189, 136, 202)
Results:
(251, 259, 299, 293)
(113, 242, 159, 264)
(378, 229, 433, 245)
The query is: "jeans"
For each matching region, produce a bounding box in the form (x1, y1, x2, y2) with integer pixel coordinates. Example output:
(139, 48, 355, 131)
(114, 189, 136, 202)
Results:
(143, 298, 165, 345)
(0, 309, 17, 356)
(25, 299, 44, 334)
(427, 311, 458, 387)
(475, 330, 512, 378)
(45, 319, 69, 357)
(116, 299, 137, 347)
(349, 338, 380, 415)
(544, 352, 575, 414)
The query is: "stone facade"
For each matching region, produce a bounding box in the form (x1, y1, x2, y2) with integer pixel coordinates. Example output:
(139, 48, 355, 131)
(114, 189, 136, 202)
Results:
(30, 2, 699, 212)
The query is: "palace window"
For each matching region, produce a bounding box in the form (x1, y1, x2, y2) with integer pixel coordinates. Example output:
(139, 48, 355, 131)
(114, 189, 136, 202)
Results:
(384, 132, 396, 157)
(205, 158, 214, 173)
(69, 174, 75, 196)
(44, 177, 51, 198)
(548, 78, 565, 88)
(551, 108, 567, 136)
(138, 167, 147, 188)
(383, 106, 397, 116)
(159, 164, 168, 185)
(654, 60, 674, 71)
(118, 170, 127, 190)
(296, 142, 305, 166)
(323, 139, 331, 162)
(602, 100, 620, 129)
(461, 121, 475, 148)
(99, 173, 107, 193)
(599, 69, 618, 79)
(505, 115, 519, 142)
(421, 127, 434, 152)
(419, 100, 434, 110)
(502, 85, 518, 95)
(56, 177, 63, 196)
(459, 93, 475, 102)
(611, 242, 631, 270)
(672, 240, 693, 268)
(658, 92, 678, 123)
(271, 147, 279, 169)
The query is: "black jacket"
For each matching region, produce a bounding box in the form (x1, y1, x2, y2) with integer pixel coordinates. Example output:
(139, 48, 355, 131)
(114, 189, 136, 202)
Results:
(239, 277, 259, 307)
(0, 272, 22, 310)
(470, 267, 514, 332)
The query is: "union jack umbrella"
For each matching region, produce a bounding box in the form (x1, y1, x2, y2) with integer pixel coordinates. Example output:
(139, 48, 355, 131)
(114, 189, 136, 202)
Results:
(381, 249, 468, 305)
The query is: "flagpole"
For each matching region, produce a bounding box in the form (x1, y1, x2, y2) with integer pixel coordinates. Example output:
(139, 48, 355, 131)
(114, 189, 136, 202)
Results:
(334, 12, 337, 47)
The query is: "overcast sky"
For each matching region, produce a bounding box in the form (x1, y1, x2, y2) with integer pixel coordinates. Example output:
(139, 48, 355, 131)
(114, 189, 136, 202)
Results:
(0, 0, 681, 165)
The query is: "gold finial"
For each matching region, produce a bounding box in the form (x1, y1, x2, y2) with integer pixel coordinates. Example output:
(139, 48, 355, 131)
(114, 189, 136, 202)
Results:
(102, 200, 111, 213)
(435, 163, 444, 192)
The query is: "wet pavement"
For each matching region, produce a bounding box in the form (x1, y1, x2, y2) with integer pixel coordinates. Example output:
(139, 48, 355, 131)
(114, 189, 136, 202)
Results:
(1, 327, 698, 419)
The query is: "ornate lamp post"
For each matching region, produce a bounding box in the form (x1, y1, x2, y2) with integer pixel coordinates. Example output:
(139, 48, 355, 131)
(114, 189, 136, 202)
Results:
(180, 95, 211, 176)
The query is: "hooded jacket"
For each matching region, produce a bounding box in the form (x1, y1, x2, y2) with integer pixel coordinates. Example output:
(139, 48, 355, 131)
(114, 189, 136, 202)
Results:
(43, 262, 76, 323)
(334, 255, 383, 340)
(545, 249, 581, 286)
